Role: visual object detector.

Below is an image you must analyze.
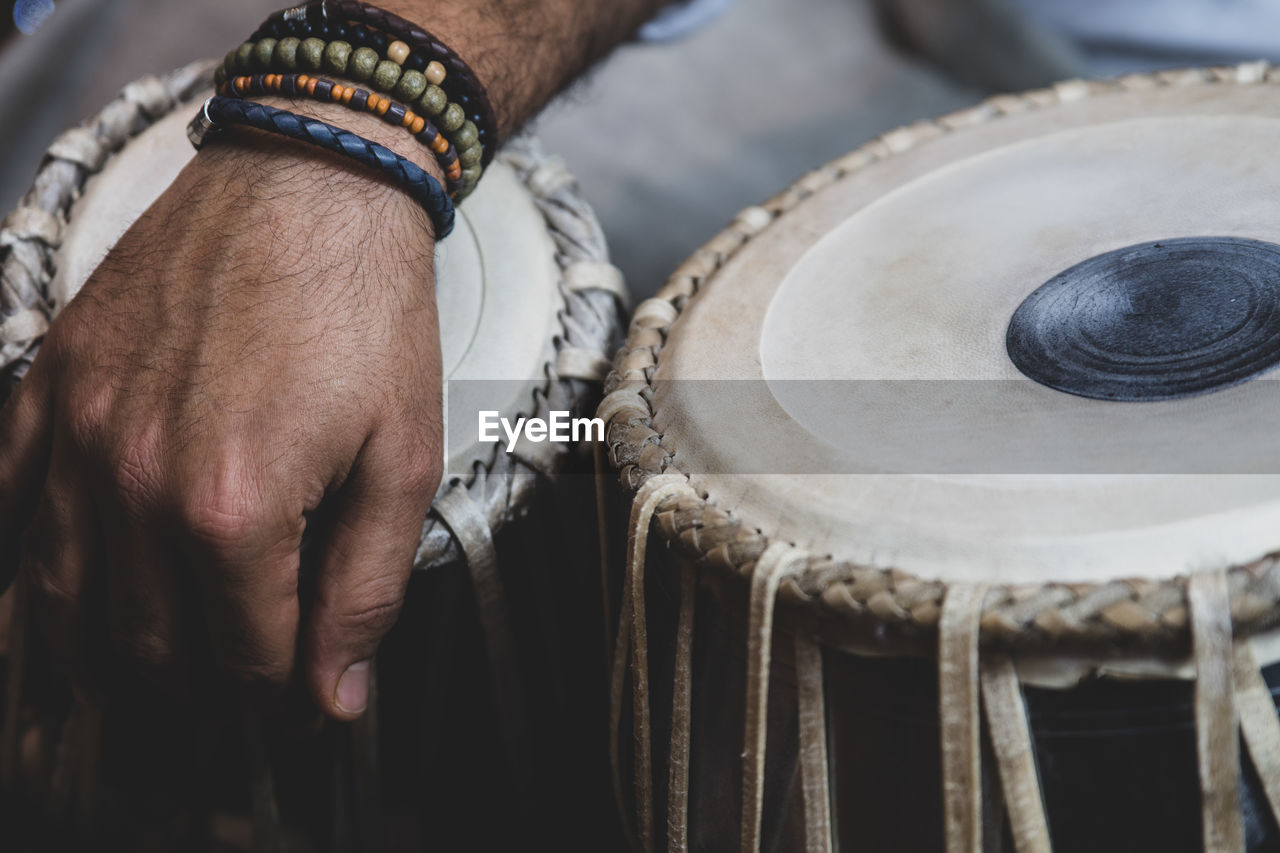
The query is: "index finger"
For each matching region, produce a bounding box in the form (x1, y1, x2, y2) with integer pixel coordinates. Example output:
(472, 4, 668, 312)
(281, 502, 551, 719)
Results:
(174, 458, 304, 691)
(0, 367, 54, 592)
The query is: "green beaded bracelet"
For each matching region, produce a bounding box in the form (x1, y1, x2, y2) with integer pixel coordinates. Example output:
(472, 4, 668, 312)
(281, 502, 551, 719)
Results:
(275, 36, 301, 69)
(254, 38, 278, 69)
(393, 69, 427, 103)
(349, 46, 378, 81)
(322, 40, 351, 74)
(299, 37, 325, 70)
(221, 35, 485, 191)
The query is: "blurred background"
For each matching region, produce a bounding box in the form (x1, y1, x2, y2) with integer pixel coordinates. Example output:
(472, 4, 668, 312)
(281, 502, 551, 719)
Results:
(5, 0, 1279, 299)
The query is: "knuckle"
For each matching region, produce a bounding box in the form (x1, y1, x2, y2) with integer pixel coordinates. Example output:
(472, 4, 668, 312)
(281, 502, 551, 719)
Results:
(218, 654, 291, 688)
(0, 379, 41, 440)
(180, 466, 264, 552)
(115, 629, 177, 672)
(64, 381, 116, 452)
(401, 453, 442, 502)
(20, 521, 74, 604)
(43, 310, 93, 364)
(108, 432, 163, 512)
(324, 578, 405, 640)
(184, 500, 259, 554)
(26, 560, 79, 609)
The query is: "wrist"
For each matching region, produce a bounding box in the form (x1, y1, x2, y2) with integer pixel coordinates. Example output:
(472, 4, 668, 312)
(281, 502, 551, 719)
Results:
(176, 135, 437, 281)
(187, 96, 445, 250)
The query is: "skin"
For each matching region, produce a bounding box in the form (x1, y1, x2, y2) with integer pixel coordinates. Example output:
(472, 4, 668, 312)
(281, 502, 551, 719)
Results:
(0, 0, 670, 720)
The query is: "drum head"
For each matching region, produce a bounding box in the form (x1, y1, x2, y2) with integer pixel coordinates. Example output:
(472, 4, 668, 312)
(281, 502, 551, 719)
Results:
(654, 76, 1280, 585)
(51, 97, 562, 478)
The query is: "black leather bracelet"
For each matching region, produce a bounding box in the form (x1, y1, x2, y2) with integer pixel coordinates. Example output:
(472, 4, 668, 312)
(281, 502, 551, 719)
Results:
(253, 0, 498, 168)
(188, 96, 455, 238)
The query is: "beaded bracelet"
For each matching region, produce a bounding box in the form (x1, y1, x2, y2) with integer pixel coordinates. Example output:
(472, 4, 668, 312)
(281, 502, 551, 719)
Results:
(187, 96, 455, 238)
(221, 73, 465, 197)
(252, 1, 497, 167)
(218, 36, 483, 194)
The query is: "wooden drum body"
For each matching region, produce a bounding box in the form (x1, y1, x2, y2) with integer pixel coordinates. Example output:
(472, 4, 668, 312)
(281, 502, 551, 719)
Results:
(602, 63, 1280, 853)
(0, 61, 626, 850)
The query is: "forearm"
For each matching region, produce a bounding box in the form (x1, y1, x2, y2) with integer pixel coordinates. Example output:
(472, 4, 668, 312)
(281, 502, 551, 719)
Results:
(217, 0, 674, 243)
(378, 0, 675, 138)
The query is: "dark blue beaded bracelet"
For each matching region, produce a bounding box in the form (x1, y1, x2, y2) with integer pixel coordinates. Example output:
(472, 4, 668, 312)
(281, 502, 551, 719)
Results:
(188, 96, 455, 238)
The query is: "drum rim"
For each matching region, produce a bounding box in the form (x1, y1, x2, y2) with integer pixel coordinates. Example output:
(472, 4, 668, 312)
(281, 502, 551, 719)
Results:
(599, 61, 1280, 655)
(0, 60, 626, 574)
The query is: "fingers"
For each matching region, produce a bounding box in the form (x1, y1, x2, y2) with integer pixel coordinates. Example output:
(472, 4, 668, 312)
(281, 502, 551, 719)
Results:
(20, 437, 100, 692)
(0, 370, 54, 592)
(102, 507, 184, 685)
(86, 425, 185, 687)
(305, 432, 440, 720)
(178, 455, 304, 693)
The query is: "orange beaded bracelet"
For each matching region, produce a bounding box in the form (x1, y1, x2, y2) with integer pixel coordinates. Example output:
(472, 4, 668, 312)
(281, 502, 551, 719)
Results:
(220, 72, 464, 195)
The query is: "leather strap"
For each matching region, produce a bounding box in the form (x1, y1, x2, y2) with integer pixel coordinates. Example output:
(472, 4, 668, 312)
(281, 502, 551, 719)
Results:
(1188, 571, 1244, 853)
(433, 483, 529, 799)
(795, 632, 834, 853)
(614, 475, 694, 853)
(741, 543, 807, 853)
(980, 654, 1050, 853)
(1235, 640, 1280, 831)
(939, 583, 989, 853)
(667, 561, 697, 853)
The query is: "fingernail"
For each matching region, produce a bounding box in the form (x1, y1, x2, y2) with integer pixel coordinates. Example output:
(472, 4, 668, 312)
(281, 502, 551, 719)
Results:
(335, 660, 370, 714)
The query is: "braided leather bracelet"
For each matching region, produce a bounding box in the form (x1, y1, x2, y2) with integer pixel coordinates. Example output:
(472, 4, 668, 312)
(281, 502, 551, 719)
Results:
(253, 1, 497, 167)
(188, 96, 455, 238)
(221, 73, 465, 196)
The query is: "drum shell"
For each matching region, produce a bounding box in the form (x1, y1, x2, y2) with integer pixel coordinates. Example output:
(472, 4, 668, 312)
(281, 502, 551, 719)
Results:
(611, 523, 1280, 853)
(600, 62, 1280, 853)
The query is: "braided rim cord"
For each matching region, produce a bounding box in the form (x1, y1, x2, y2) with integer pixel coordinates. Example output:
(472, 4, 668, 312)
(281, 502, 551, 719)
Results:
(598, 60, 1280, 655)
(192, 95, 455, 238)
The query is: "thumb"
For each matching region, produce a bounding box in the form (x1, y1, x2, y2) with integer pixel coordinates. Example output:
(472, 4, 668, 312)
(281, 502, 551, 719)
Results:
(305, 432, 439, 719)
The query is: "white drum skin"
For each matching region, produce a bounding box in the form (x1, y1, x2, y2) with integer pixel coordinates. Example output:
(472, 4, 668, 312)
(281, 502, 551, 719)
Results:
(654, 82, 1280, 586)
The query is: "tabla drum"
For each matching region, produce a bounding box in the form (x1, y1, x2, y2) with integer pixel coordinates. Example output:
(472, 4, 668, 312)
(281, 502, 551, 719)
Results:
(0, 60, 627, 850)
(600, 62, 1280, 853)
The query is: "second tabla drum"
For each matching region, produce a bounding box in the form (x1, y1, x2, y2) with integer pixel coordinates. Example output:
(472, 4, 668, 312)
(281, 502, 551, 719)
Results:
(601, 62, 1280, 853)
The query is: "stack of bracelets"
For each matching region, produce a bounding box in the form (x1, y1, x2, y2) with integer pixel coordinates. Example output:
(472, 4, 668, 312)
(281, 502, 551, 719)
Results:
(187, 1, 498, 239)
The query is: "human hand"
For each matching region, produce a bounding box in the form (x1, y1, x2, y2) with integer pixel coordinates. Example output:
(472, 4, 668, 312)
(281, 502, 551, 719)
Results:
(0, 126, 443, 720)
